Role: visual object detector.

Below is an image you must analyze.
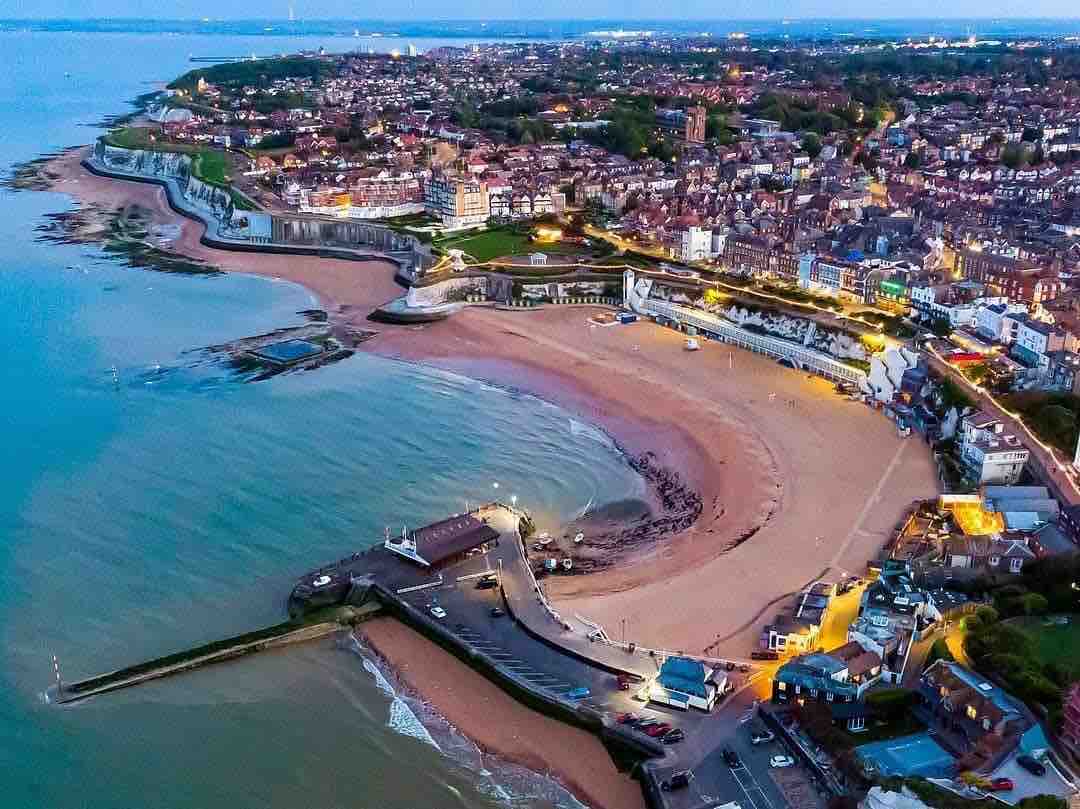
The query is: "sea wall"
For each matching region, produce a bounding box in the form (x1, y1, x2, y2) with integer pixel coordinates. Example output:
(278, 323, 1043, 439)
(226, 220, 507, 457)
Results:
(644, 277, 869, 363)
(86, 142, 434, 274)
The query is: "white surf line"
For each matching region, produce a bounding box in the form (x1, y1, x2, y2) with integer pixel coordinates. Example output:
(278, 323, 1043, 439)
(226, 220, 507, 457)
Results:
(829, 438, 910, 572)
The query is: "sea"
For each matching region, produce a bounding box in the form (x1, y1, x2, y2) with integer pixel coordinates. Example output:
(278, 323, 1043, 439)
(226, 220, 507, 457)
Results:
(0, 29, 647, 809)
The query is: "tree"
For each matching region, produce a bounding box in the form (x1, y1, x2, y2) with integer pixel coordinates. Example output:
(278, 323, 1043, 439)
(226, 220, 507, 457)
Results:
(1022, 126, 1043, 143)
(904, 151, 922, 169)
(802, 132, 823, 159)
(1002, 143, 1027, 169)
(865, 688, 916, 720)
(975, 605, 999, 625)
(1017, 796, 1067, 809)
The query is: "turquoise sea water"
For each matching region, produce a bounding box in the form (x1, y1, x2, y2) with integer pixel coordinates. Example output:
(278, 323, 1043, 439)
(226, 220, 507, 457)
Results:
(0, 32, 641, 808)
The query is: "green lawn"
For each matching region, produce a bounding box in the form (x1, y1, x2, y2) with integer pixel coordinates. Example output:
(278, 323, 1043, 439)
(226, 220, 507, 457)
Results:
(437, 228, 535, 262)
(191, 150, 229, 187)
(1014, 616, 1080, 667)
(845, 712, 925, 745)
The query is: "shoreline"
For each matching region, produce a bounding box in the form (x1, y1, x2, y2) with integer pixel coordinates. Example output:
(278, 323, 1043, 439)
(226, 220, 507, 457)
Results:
(356, 617, 646, 809)
(28, 145, 940, 809)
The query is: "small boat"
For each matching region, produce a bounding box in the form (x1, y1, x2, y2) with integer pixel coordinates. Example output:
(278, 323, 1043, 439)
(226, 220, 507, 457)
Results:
(685, 338, 701, 351)
(574, 532, 584, 544)
(562, 558, 573, 571)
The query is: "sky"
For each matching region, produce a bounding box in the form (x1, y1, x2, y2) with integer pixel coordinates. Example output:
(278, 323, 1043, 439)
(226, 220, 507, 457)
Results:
(7, 0, 1080, 20)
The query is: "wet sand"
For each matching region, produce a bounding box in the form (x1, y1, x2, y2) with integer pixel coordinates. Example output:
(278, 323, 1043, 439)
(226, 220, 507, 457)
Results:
(43, 147, 404, 326)
(359, 617, 646, 809)
(39, 150, 939, 807)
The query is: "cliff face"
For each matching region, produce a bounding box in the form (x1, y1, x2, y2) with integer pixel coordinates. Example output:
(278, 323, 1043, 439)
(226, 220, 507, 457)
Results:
(721, 304, 869, 362)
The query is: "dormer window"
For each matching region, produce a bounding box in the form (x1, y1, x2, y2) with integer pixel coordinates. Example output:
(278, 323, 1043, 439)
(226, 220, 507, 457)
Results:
(989, 555, 1000, 567)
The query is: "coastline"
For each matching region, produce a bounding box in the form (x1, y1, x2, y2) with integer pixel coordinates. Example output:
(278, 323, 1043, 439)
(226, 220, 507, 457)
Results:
(28, 146, 940, 808)
(357, 617, 646, 809)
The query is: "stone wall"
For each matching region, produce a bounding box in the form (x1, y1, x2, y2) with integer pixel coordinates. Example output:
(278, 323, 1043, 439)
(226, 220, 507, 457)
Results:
(90, 141, 434, 272)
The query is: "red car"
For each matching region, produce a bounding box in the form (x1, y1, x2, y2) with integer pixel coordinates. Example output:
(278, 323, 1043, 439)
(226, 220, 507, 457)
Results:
(989, 778, 1014, 792)
(645, 723, 673, 738)
(615, 712, 638, 725)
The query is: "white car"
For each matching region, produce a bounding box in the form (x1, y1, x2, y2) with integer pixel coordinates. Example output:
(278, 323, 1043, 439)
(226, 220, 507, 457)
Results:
(429, 606, 447, 619)
(770, 755, 795, 768)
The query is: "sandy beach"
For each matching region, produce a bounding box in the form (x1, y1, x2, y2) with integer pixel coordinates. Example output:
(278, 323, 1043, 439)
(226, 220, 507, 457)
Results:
(43, 147, 405, 326)
(35, 149, 939, 807)
(359, 617, 646, 809)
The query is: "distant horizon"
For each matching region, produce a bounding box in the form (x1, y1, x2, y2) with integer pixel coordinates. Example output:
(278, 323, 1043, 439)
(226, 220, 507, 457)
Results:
(6, 14, 1080, 21)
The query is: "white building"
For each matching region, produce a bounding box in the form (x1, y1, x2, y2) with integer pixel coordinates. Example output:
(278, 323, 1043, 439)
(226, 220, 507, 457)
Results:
(958, 411, 1030, 485)
(974, 301, 1027, 344)
(425, 173, 490, 229)
(679, 225, 713, 263)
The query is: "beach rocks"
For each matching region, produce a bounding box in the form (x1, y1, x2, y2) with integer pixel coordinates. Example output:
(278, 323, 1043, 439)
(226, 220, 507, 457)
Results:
(553, 452, 703, 574)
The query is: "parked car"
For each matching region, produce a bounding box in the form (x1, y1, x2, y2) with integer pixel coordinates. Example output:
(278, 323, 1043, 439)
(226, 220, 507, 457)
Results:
(770, 755, 796, 768)
(989, 778, 1015, 791)
(476, 575, 498, 589)
(751, 650, 780, 661)
(616, 674, 634, 691)
(615, 712, 639, 725)
(722, 748, 741, 768)
(429, 606, 447, 619)
(566, 687, 591, 700)
(751, 730, 776, 745)
(725, 661, 736, 671)
(1017, 755, 1046, 776)
(489, 606, 506, 617)
(644, 723, 673, 738)
(661, 770, 693, 791)
(634, 718, 661, 729)
(662, 728, 685, 744)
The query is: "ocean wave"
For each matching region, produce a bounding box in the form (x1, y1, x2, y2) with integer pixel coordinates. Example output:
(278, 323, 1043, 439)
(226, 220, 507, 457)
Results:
(360, 656, 440, 751)
(353, 640, 586, 809)
(568, 417, 614, 449)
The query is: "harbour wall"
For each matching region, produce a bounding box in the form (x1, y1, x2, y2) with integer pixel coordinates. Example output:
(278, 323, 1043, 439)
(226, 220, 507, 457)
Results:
(55, 604, 379, 705)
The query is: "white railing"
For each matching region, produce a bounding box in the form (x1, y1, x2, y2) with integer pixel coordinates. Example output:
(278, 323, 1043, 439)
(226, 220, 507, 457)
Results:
(644, 300, 867, 384)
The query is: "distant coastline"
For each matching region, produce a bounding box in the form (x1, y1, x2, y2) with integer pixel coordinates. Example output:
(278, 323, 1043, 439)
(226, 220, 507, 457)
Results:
(5, 16, 1080, 42)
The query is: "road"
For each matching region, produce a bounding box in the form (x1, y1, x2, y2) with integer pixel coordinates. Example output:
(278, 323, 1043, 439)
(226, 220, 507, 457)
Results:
(377, 506, 801, 809)
(924, 348, 1080, 506)
(579, 223, 899, 336)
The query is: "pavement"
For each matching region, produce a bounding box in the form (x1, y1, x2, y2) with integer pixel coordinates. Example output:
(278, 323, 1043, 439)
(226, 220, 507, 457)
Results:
(337, 504, 814, 809)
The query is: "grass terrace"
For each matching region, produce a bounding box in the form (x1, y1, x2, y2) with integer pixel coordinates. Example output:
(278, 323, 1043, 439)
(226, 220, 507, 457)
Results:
(1012, 615, 1080, 668)
(999, 391, 1080, 456)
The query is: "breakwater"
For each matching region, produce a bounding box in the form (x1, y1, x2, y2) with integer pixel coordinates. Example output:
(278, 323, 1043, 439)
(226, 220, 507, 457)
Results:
(55, 604, 379, 705)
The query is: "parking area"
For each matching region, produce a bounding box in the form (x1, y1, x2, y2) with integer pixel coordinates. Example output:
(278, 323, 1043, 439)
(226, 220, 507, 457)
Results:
(769, 765, 826, 809)
(380, 525, 804, 809)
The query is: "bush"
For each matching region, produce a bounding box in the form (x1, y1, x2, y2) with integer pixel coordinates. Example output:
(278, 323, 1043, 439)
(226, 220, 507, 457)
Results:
(865, 688, 915, 720)
(926, 637, 955, 668)
(975, 605, 999, 625)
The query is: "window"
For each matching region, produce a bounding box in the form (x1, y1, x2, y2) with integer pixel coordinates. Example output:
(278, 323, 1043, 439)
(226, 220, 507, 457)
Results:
(1010, 557, 1023, 573)
(778, 681, 787, 692)
(809, 688, 818, 698)
(989, 555, 1000, 567)
(848, 716, 865, 732)
(826, 691, 835, 702)
(967, 705, 978, 720)
(795, 684, 801, 695)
